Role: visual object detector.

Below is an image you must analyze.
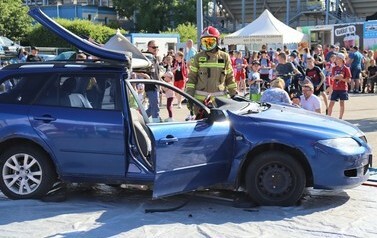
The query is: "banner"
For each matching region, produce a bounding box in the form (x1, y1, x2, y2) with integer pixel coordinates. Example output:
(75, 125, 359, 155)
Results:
(333, 23, 364, 50)
(364, 21, 377, 51)
(224, 35, 283, 45)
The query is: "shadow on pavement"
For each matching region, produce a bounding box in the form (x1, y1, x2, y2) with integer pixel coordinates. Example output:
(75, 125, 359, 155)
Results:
(346, 118, 377, 133)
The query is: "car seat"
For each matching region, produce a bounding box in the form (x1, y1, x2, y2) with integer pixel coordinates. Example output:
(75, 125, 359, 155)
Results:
(60, 77, 92, 108)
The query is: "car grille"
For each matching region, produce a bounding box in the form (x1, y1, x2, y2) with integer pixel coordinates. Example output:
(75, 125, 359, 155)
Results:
(344, 164, 369, 177)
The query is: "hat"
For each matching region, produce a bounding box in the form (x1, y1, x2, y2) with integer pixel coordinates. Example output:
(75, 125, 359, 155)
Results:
(162, 71, 174, 79)
(251, 60, 260, 65)
(336, 53, 346, 61)
(330, 44, 336, 49)
(290, 52, 298, 58)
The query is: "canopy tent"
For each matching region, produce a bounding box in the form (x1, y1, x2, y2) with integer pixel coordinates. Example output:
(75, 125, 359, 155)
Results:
(223, 9, 304, 46)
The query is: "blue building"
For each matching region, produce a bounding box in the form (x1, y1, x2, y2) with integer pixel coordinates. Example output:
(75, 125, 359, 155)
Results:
(23, 0, 117, 24)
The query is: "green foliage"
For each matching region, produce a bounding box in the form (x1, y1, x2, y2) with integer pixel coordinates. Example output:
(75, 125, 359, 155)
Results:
(113, 0, 210, 33)
(28, 19, 126, 48)
(0, 0, 32, 42)
(162, 23, 197, 43)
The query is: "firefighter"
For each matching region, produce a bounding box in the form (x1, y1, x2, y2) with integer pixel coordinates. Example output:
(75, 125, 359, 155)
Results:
(186, 26, 237, 105)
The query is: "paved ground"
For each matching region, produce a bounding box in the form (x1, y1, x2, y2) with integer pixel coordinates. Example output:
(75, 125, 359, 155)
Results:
(329, 93, 377, 166)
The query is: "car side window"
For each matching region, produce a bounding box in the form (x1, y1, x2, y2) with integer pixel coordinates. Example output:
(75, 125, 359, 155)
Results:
(0, 74, 49, 104)
(127, 81, 207, 123)
(35, 74, 120, 110)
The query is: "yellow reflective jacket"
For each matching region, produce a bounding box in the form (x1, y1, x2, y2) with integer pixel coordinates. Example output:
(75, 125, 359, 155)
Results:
(186, 49, 237, 100)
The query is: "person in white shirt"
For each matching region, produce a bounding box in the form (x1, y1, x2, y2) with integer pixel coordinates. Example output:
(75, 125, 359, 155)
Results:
(300, 83, 321, 113)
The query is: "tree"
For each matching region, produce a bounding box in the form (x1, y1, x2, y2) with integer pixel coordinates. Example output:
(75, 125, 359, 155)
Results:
(28, 19, 125, 48)
(113, 0, 209, 33)
(0, 0, 32, 42)
(163, 23, 197, 44)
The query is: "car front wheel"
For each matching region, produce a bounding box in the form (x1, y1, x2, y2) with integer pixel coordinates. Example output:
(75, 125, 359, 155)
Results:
(245, 151, 306, 206)
(0, 146, 57, 199)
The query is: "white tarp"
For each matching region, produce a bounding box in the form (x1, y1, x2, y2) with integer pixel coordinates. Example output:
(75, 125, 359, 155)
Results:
(104, 30, 151, 69)
(224, 9, 304, 45)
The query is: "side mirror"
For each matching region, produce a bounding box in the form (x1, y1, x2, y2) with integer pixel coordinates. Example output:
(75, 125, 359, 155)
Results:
(208, 108, 227, 123)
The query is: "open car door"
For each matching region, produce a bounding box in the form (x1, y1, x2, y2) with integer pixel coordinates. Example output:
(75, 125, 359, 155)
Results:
(125, 80, 235, 198)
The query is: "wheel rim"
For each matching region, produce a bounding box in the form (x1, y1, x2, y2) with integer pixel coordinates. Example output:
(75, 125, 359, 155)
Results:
(257, 163, 294, 199)
(2, 153, 42, 195)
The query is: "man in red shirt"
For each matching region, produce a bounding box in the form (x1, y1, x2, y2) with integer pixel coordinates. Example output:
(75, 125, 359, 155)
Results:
(327, 53, 351, 119)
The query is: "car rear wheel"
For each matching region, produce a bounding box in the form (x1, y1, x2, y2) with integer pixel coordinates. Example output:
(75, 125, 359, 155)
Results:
(245, 151, 306, 206)
(0, 146, 57, 199)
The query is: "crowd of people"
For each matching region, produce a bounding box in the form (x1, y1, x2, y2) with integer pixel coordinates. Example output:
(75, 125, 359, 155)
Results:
(2, 26, 377, 122)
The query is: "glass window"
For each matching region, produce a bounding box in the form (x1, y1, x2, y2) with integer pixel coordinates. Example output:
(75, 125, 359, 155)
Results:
(127, 80, 208, 123)
(35, 73, 120, 110)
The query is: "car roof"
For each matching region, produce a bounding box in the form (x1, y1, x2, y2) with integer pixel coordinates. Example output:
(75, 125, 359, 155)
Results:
(28, 8, 130, 67)
(0, 62, 125, 74)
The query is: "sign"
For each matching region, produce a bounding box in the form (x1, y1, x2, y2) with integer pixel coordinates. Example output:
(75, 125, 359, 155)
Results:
(224, 35, 283, 45)
(363, 21, 377, 51)
(333, 23, 364, 50)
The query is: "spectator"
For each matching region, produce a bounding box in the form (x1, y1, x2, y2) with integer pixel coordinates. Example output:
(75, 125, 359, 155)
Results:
(172, 51, 187, 108)
(260, 77, 292, 105)
(26, 46, 42, 62)
(325, 45, 337, 62)
(305, 56, 328, 113)
(327, 53, 351, 119)
(145, 40, 162, 123)
(184, 39, 197, 73)
(300, 82, 321, 113)
(367, 59, 377, 93)
(234, 51, 248, 95)
(348, 46, 363, 93)
(161, 71, 175, 122)
(276, 52, 302, 92)
(248, 60, 263, 101)
(259, 50, 271, 84)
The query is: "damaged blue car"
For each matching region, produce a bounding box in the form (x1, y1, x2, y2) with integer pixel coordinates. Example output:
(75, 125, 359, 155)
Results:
(0, 8, 372, 206)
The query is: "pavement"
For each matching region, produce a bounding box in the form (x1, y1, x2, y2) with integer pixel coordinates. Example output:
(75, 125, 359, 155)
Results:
(327, 92, 377, 166)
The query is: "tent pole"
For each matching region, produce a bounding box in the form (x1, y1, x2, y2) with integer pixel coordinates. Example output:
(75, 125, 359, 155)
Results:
(242, 0, 246, 27)
(253, 0, 257, 20)
(286, 0, 290, 25)
(197, 0, 203, 50)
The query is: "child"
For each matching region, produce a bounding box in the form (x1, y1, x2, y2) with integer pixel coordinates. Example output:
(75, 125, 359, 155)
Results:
(234, 51, 248, 95)
(327, 53, 351, 119)
(172, 51, 187, 108)
(136, 83, 145, 107)
(162, 71, 175, 122)
(248, 60, 263, 101)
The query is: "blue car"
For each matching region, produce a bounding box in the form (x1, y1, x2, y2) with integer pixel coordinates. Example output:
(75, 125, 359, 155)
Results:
(0, 8, 372, 206)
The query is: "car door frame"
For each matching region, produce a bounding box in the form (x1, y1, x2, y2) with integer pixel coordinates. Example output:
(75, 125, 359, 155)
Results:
(124, 79, 235, 198)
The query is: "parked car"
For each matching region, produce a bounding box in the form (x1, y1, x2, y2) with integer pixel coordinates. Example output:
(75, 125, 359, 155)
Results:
(0, 36, 21, 55)
(0, 8, 371, 206)
(54, 51, 76, 61)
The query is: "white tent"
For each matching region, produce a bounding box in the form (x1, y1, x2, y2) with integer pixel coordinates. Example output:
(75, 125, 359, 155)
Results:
(223, 9, 304, 45)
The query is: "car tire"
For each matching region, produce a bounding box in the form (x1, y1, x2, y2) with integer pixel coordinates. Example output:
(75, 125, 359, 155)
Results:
(0, 146, 57, 199)
(245, 151, 306, 206)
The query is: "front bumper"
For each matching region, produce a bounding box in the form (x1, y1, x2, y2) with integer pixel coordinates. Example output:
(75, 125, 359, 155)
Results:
(311, 143, 371, 190)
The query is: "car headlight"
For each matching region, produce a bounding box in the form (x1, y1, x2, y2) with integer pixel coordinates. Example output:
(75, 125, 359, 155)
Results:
(318, 138, 360, 153)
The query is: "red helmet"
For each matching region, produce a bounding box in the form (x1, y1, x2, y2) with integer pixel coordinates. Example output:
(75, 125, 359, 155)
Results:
(200, 26, 220, 51)
(201, 26, 220, 40)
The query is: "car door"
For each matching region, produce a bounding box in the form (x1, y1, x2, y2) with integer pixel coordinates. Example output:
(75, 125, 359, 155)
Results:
(29, 73, 127, 178)
(125, 80, 235, 198)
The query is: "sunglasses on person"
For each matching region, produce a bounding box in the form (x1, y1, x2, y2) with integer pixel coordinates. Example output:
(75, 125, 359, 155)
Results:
(200, 37, 217, 51)
(149, 46, 158, 49)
